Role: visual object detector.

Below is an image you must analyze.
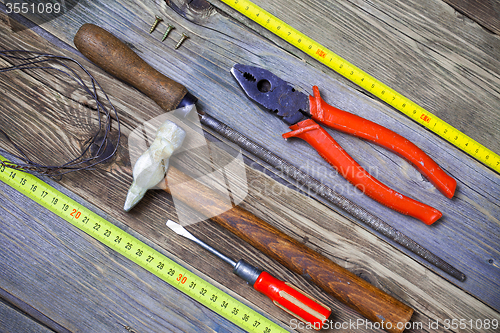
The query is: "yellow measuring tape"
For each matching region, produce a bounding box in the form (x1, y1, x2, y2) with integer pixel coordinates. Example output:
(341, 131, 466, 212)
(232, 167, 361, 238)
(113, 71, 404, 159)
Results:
(221, 0, 500, 174)
(0, 156, 287, 333)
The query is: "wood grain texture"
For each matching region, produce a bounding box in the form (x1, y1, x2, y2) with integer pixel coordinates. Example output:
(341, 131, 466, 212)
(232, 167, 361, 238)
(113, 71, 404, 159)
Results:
(0, 299, 54, 333)
(42, 0, 499, 307)
(173, 0, 500, 307)
(0, 286, 71, 333)
(0, 0, 499, 332)
(165, 166, 413, 332)
(0, 179, 249, 333)
(209, 0, 500, 150)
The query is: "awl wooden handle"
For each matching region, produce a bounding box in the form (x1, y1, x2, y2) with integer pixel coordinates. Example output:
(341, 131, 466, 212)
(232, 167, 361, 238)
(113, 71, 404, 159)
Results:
(165, 166, 413, 333)
(74, 23, 188, 111)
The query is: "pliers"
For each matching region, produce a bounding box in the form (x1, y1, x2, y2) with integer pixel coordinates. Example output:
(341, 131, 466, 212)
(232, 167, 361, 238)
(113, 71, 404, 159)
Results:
(231, 64, 456, 225)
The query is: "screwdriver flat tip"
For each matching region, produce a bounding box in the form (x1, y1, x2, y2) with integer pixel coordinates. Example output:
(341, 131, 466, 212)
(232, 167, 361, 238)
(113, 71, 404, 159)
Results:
(166, 220, 237, 267)
(166, 220, 195, 240)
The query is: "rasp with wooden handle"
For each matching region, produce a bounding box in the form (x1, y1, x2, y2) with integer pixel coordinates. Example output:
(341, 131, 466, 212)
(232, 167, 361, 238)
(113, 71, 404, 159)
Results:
(74, 23, 418, 332)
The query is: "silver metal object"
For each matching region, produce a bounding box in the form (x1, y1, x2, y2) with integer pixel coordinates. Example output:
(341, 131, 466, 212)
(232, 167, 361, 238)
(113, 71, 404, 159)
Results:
(175, 33, 189, 49)
(198, 112, 466, 282)
(166, 220, 236, 266)
(149, 15, 163, 34)
(162, 24, 175, 42)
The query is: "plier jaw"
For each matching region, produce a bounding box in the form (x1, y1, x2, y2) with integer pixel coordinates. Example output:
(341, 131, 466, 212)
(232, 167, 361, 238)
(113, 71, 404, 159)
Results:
(231, 64, 310, 125)
(231, 64, 457, 225)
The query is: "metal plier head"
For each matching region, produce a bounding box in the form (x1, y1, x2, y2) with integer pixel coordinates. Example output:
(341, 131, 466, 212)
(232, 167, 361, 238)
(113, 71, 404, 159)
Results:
(231, 64, 309, 125)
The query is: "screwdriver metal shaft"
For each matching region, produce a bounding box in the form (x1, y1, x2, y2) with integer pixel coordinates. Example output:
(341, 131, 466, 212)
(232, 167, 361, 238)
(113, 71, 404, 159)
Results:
(166, 220, 331, 330)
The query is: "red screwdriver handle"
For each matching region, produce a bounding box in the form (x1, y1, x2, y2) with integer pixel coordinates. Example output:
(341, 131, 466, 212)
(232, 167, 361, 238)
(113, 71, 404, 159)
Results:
(283, 119, 442, 224)
(253, 271, 331, 330)
(307, 86, 457, 199)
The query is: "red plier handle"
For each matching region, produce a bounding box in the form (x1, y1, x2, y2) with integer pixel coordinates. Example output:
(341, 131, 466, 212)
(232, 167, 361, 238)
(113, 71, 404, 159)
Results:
(283, 87, 456, 225)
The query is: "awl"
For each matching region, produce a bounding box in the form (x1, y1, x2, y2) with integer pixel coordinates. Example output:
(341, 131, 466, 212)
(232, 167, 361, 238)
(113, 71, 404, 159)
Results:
(166, 220, 331, 330)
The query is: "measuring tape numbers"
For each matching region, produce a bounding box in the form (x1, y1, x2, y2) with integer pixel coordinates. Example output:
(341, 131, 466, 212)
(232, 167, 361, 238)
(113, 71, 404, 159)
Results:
(220, 0, 500, 174)
(0, 157, 288, 333)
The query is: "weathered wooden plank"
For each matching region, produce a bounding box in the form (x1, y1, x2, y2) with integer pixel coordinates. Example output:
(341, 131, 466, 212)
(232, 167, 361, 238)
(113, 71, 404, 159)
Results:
(203, 0, 500, 306)
(0, 1, 500, 332)
(14, 0, 499, 308)
(0, 299, 54, 333)
(210, 0, 500, 151)
(0, 16, 337, 331)
(0, 178, 249, 333)
(1, 151, 500, 333)
(0, 286, 71, 333)
(443, 0, 500, 35)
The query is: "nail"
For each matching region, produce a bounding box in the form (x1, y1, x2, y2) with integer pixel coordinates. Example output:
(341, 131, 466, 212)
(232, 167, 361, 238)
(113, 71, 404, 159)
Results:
(175, 33, 189, 49)
(161, 24, 175, 42)
(149, 15, 163, 34)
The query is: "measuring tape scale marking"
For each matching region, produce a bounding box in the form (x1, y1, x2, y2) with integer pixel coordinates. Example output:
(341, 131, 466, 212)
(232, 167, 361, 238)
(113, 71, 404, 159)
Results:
(0, 159, 288, 333)
(221, 0, 500, 173)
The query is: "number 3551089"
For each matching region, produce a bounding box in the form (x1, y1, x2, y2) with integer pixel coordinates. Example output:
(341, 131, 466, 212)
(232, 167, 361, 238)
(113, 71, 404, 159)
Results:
(5, 2, 61, 14)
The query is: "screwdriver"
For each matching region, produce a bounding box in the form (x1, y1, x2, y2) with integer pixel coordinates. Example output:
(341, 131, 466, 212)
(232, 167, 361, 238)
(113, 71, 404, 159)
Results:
(166, 220, 331, 330)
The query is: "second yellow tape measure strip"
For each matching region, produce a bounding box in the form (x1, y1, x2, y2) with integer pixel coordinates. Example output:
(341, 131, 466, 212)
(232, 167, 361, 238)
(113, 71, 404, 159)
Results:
(221, 0, 500, 174)
(0, 157, 287, 333)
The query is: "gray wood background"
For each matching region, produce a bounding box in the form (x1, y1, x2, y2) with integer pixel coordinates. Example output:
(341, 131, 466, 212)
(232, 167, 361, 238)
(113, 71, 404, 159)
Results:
(0, 0, 499, 332)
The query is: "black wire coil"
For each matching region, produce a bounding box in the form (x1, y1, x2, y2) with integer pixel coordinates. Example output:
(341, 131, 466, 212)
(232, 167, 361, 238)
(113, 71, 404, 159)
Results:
(0, 50, 120, 178)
